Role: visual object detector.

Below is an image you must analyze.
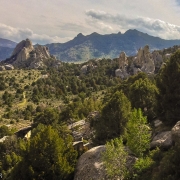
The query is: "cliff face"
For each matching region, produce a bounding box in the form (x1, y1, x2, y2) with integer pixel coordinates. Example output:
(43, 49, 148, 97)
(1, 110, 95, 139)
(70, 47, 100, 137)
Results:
(115, 45, 164, 79)
(4, 39, 58, 69)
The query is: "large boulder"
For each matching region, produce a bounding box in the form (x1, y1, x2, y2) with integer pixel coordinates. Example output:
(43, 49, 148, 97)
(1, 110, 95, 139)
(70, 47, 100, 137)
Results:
(74, 145, 107, 180)
(81, 65, 88, 74)
(115, 68, 129, 79)
(171, 121, 180, 145)
(150, 131, 173, 149)
(4, 64, 14, 70)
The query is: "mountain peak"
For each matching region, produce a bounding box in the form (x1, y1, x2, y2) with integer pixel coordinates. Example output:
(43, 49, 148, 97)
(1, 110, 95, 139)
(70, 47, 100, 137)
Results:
(90, 32, 100, 36)
(76, 33, 84, 38)
(124, 29, 140, 35)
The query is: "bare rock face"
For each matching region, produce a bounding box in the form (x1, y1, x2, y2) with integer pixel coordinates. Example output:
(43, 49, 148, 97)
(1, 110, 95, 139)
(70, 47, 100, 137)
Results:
(135, 45, 155, 74)
(81, 65, 88, 74)
(12, 39, 34, 57)
(115, 68, 129, 79)
(5, 39, 56, 69)
(4, 64, 14, 70)
(150, 131, 173, 149)
(171, 121, 180, 145)
(74, 146, 107, 180)
(35, 45, 50, 59)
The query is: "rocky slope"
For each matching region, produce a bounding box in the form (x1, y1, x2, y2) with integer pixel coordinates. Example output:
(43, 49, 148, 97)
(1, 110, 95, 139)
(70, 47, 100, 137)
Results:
(1, 39, 60, 69)
(46, 29, 180, 62)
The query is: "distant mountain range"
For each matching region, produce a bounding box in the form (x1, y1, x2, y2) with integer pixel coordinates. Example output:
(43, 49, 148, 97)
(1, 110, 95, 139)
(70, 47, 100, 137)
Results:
(0, 38, 17, 61)
(1, 29, 180, 62)
(46, 29, 180, 62)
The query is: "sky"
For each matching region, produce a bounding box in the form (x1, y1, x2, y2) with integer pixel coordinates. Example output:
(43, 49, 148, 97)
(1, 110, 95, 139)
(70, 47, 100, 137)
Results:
(1, 0, 180, 44)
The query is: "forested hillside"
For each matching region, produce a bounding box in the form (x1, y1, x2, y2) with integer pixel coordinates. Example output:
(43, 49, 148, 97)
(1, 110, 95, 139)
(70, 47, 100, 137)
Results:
(1, 48, 180, 179)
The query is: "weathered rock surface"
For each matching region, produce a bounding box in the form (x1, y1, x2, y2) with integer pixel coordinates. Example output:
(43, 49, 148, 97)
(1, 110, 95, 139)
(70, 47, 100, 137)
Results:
(3, 39, 57, 69)
(154, 119, 163, 128)
(74, 145, 137, 180)
(74, 145, 107, 180)
(115, 68, 129, 79)
(135, 45, 155, 74)
(171, 121, 180, 145)
(116, 45, 159, 79)
(11, 39, 34, 57)
(81, 65, 88, 74)
(150, 131, 173, 149)
(4, 64, 14, 70)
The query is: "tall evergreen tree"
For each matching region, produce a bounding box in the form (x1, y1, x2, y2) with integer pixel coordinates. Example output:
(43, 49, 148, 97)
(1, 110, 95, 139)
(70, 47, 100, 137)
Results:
(126, 108, 151, 157)
(93, 91, 131, 144)
(157, 50, 180, 124)
(10, 126, 77, 180)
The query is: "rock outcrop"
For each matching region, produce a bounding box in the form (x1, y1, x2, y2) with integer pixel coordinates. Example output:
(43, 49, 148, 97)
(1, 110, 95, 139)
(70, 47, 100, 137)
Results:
(74, 145, 107, 180)
(11, 39, 34, 57)
(74, 145, 137, 180)
(171, 121, 180, 145)
(115, 52, 129, 79)
(150, 131, 173, 149)
(81, 65, 88, 74)
(4, 64, 14, 70)
(134, 45, 155, 74)
(115, 45, 164, 78)
(4, 39, 58, 69)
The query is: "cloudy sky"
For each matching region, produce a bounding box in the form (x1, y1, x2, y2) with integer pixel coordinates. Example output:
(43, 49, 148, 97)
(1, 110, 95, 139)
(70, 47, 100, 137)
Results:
(1, 0, 180, 44)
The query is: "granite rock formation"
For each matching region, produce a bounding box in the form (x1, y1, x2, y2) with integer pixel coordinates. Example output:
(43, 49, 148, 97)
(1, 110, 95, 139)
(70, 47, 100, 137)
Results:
(171, 121, 180, 145)
(115, 52, 129, 79)
(4, 39, 58, 69)
(134, 45, 155, 74)
(115, 45, 163, 79)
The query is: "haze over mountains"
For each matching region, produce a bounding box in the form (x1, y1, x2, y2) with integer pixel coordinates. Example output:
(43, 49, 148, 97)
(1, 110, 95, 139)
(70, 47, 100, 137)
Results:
(1, 29, 180, 62)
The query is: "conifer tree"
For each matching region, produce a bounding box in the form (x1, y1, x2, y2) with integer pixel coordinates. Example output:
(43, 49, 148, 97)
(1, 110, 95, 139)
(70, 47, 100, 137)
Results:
(157, 50, 180, 124)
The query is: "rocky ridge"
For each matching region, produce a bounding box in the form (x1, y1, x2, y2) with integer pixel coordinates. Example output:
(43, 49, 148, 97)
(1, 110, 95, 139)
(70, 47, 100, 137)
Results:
(2, 39, 60, 69)
(115, 45, 166, 78)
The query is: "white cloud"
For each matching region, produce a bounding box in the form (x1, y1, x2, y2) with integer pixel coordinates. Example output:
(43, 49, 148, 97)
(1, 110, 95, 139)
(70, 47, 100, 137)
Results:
(86, 9, 180, 39)
(0, 23, 70, 44)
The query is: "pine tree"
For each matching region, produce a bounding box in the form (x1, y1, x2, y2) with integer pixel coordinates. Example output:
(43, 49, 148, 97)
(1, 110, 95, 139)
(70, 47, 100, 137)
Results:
(157, 50, 180, 124)
(126, 108, 151, 157)
(10, 126, 77, 180)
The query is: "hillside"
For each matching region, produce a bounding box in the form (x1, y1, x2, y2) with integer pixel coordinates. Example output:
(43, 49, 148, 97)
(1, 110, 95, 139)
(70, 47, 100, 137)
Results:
(46, 29, 180, 62)
(1, 46, 180, 179)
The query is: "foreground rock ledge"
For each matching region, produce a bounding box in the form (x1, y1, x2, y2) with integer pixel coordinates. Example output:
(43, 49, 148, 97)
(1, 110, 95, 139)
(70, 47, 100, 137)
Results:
(74, 145, 107, 180)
